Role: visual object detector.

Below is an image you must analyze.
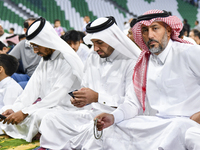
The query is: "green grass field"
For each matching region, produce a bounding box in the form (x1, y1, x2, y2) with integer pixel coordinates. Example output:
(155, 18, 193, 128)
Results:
(0, 135, 39, 150)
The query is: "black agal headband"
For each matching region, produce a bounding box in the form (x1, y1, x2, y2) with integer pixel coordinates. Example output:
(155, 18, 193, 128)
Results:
(26, 17, 46, 40)
(136, 10, 170, 23)
(86, 16, 117, 33)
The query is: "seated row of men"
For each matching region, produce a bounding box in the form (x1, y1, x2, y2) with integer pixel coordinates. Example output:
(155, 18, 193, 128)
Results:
(0, 9, 200, 150)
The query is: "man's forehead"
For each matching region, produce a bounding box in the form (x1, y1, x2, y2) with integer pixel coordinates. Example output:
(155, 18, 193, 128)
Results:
(91, 39, 104, 43)
(30, 42, 42, 47)
(30, 42, 38, 45)
(91, 39, 110, 46)
(67, 40, 80, 44)
(141, 21, 164, 28)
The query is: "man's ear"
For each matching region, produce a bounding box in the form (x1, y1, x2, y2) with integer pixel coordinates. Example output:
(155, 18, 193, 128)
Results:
(24, 28, 27, 33)
(2, 47, 8, 54)
(166, 26, 172, 37)
(0, 66, 4, 73)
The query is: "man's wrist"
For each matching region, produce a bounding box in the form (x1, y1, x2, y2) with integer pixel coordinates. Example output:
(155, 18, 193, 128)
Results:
(20, 110, 28, 118)
(95, 92, 99, 102)
(23, 113, 28, 118)
(111, 109, 124, 124)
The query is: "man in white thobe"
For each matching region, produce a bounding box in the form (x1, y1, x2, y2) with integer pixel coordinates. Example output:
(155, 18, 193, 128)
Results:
(0, 17, 84, 142)
(95, 10, 200, 150)
(38, 16, 141, 150)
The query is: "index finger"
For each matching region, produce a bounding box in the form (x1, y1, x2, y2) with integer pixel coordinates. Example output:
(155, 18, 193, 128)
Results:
(94, 113, 104, 121)
(73, 90, 85, 96)
(3, 118, 9, 124)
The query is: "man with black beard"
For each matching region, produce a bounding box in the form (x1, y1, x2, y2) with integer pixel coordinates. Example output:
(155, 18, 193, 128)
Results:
(0, 17, 83, 142)
(29, 43, 54, 61)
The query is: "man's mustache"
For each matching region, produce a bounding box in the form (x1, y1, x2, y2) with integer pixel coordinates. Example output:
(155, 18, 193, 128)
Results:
(37, 52, 43, 55)
(96, 50, 103, 53)
(147, 39, 159, 46)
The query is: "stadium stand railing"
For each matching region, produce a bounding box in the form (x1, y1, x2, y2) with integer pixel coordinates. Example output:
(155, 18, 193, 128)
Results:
(0, 0, 199, 34)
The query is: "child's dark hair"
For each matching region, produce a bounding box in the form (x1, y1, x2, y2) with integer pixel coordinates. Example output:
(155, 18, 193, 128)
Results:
(61, 30, 80, 42)
(10, 27, 15, 32)
(54, 19, 60, 24)
(0, 41, 6, 50)
(0, 54, 19, 76)
(19, 34, 26, 41)
(78, 31, 86, 41)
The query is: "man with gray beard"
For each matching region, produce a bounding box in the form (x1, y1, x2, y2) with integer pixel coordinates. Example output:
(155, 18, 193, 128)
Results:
(143, 22, 168, 54)
(95, 9, 200, 150)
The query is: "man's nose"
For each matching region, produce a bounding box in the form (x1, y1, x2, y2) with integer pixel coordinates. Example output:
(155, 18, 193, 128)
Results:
(33, 49, 39, 54)
(93, 45, 99, 51)
(70, 43, 75, 49)
(148, 29, 154, 39)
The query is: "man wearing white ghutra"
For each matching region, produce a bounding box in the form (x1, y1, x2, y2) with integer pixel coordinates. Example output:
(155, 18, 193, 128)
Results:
(0, 17, 83, 142)
(38, 16, 141, 150)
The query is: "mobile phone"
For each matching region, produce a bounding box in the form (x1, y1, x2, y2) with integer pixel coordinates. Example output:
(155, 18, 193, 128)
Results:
(0, 114, 6, 120)
(68, 89, 78, 98)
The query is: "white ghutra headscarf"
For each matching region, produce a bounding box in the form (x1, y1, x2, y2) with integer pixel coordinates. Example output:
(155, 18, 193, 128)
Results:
(25, 17, 84, 82)
(83, 16, 141, 60)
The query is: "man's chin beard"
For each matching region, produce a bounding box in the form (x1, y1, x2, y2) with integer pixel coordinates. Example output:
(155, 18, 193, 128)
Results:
(149, 46, 163, 54)
(43, 54, 52, 61)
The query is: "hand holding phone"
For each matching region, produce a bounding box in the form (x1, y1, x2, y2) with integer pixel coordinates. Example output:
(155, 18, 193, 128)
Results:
(0, 114, 6, 120)
(68, 89, 78, 99)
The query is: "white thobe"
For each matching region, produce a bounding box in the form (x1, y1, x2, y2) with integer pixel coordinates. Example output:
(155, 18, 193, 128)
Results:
(76, 43, 91, 64)
(100, 40, 200, 150)
(185, 127, 200, 150)
(1, 51, 81, 142)
(0, 77, 23, 112)
(39, 50, 137, 149)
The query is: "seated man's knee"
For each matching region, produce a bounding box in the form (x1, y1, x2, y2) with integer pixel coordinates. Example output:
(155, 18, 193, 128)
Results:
(185, 127, 200, 150)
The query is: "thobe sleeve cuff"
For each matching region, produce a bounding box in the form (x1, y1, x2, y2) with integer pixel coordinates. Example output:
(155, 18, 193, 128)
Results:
(98, 93, 117, 107)
(11, 103, 25, 112)
(21, 105, 36, 115)
(111, 109, 124, 124)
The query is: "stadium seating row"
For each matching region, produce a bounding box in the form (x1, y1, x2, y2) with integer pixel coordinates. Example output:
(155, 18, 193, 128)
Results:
(0, 0, 199, 34)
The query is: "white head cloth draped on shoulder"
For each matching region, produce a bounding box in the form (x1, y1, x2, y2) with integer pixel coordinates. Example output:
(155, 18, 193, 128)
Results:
(132, 9, 192, 112)
(83, 16, 141, 59)
(25, 17, 84, 82)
